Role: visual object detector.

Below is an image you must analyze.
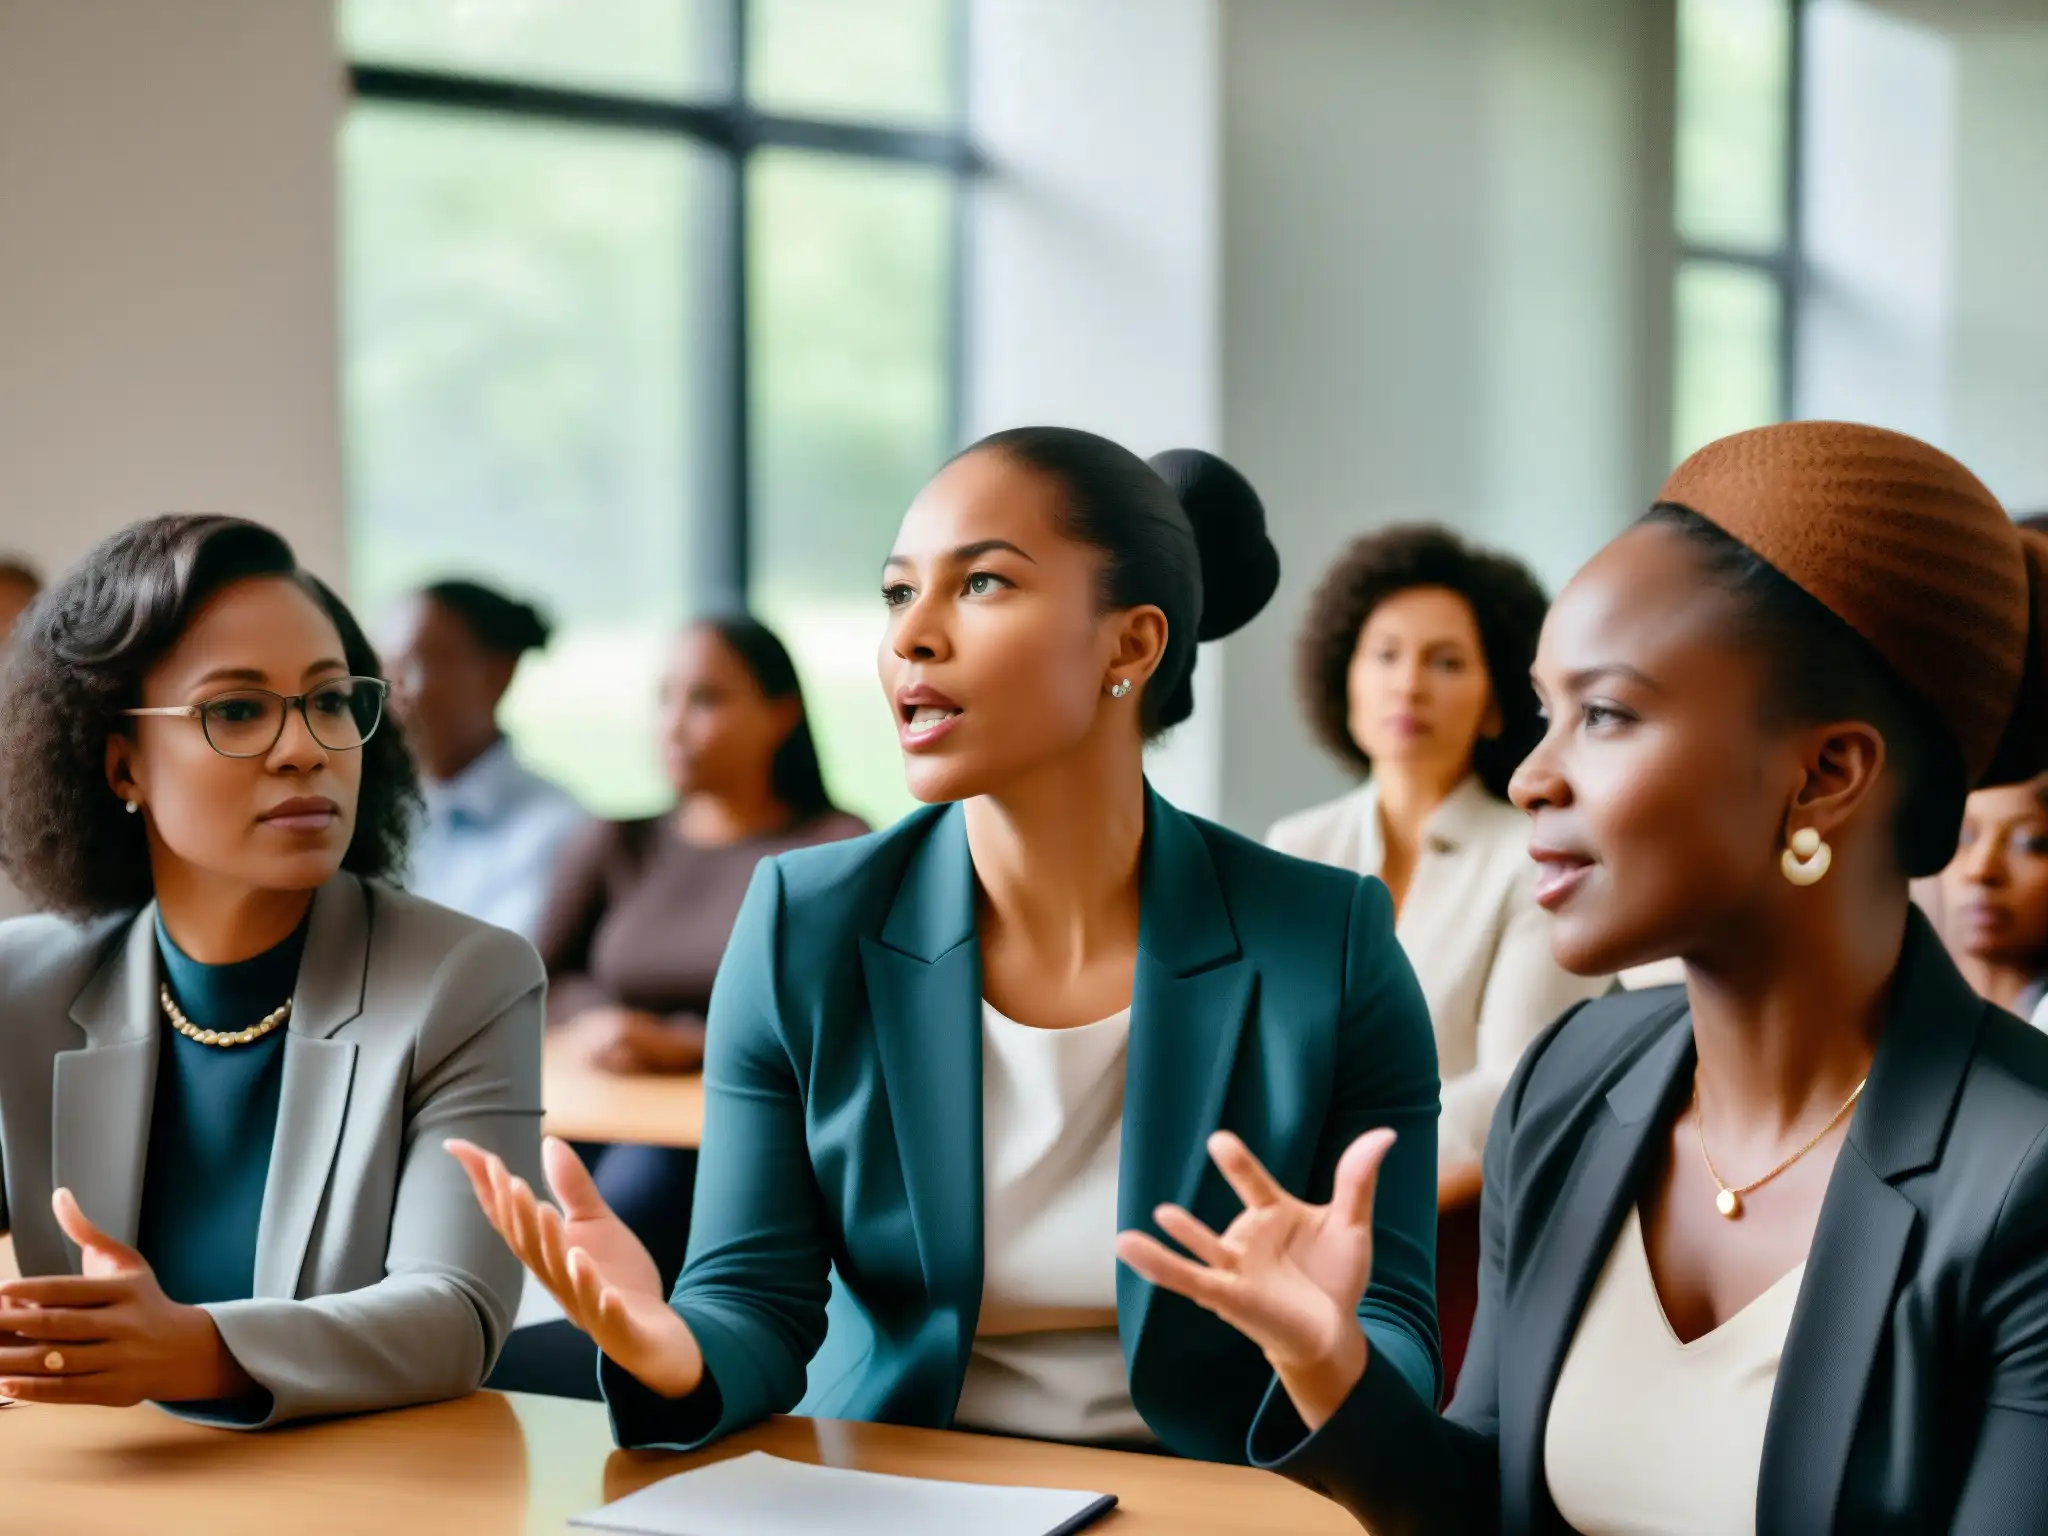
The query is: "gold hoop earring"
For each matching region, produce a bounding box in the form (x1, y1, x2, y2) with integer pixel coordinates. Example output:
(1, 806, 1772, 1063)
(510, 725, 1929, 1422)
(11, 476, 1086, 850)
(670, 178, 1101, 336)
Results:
(1781, 826, 1831, 886)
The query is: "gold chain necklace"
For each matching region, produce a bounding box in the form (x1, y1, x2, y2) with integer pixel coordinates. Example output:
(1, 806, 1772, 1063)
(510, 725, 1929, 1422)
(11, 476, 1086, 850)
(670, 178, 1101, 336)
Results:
(160, 983, 292, 1048)
(1694, 1073, 1867, 1219)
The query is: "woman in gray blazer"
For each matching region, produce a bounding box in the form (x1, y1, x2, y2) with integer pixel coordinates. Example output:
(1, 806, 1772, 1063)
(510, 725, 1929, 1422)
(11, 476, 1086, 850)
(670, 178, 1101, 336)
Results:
(0, 515, 543, 1428)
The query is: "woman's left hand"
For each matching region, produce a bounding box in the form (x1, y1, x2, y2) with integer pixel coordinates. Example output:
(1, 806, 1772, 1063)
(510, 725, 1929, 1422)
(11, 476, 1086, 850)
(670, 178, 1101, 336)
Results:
(1116, 1128, 1395, 1430)
(0, 1189, 254, 1406)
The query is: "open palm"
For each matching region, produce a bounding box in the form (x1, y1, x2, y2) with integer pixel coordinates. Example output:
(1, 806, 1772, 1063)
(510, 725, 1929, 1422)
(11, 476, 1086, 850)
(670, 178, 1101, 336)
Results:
(447, 1136, 703, 1398)
(1116, 1129, 1392, 1373)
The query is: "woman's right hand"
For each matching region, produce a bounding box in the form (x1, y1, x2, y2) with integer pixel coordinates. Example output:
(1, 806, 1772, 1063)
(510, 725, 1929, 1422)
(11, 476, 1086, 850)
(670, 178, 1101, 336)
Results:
(446, 1136, 704, 1399)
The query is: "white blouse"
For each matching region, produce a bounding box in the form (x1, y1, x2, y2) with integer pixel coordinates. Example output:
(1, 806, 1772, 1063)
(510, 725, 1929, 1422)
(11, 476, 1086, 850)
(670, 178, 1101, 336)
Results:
(1266, 775, 1610, 1168)
(1545, 1205, 1806, 1536)
(951, 1001, 1152, 1445)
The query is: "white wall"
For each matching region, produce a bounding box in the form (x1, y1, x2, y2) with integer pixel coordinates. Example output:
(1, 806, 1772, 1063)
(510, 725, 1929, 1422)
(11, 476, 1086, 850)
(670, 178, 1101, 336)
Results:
(1214, 0, 1675, 836)
(0, 0, 346, 587)
(1800, 1, 2048, 516)
(965, 0, 1226, 816)
(1945, 27, 2048, 515)
(1798, 1, 1959, 446)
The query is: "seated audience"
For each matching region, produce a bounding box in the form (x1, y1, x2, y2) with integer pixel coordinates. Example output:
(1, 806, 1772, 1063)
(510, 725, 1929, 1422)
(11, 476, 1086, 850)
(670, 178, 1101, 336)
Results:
(0, 516, 541, 1425)
(1937, 774, 2048, 1027)
(452, 429, 1443, 1463)
(535, 615, 866, 1285)
(1267, 526, 1608, 1185)
(1122, 423, 2048, 1531)
(0, 557, 41, 921)
(383, 579, 584, 942)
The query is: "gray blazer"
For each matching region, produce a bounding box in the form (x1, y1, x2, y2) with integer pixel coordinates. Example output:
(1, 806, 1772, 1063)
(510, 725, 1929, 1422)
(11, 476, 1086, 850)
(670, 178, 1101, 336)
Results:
(0, 873, 544, 1427)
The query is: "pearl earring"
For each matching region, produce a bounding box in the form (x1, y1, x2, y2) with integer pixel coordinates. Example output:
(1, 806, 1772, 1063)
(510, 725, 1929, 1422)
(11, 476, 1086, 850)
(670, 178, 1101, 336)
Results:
(1109, 679, 1133, 699)
(1781, 826, 1831, 886)
(125, 798, 140, 816)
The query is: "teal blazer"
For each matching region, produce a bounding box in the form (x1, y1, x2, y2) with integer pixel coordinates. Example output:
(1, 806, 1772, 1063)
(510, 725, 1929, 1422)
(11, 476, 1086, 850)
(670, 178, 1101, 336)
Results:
(602, 789, 1443, 1463)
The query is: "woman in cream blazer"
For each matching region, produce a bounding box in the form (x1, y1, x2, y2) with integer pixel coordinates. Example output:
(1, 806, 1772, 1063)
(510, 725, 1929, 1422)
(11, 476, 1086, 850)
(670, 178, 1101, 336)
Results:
(0, 515, 541, 1426)
(1268, 527, 1608, 1179)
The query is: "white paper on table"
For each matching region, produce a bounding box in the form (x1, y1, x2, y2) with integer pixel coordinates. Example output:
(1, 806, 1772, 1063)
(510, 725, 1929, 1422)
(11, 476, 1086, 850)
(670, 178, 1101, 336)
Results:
(569, 1450, 1118, 1536)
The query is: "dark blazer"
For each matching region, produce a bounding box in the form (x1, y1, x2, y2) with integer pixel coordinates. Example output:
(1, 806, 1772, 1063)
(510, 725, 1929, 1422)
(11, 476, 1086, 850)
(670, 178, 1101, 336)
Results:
(602, 788, 1444, 1463)
(1250, 910, 2048, 1533)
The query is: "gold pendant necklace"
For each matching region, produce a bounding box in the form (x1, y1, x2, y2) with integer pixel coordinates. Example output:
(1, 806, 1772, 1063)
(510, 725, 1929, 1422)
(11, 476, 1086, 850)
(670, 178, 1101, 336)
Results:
(160, 983, 292, 1048)
(1694, 1073, 1866, 1219)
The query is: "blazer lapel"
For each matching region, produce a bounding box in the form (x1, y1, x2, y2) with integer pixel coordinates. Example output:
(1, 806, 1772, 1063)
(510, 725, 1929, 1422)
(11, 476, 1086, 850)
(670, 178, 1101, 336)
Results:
(1118, 790, 1254, 1370)
(1496, 999, 1693, 1524)
(859, 807, 984, 1341)
(1756, 910, 1967, 1535)
(54, 912, 165, 1253)
(251, 877, 367, 1299)
(1754, 1149, 1912, 1535)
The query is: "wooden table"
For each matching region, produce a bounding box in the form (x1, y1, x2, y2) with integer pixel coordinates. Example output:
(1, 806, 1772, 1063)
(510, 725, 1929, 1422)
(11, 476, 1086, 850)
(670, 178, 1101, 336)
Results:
(542, 1033, 703, 1149)
(0, 1390, 1359, 1535)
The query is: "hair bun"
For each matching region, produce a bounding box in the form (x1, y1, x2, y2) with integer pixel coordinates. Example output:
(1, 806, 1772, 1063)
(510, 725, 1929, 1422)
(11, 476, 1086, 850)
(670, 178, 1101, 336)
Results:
(1148, 449, 1279, 641)
(1984, 526, 2048, 786)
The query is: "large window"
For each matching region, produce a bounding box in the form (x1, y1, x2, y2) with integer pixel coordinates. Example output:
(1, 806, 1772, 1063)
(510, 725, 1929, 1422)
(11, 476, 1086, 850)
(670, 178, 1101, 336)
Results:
(340, 0, 970, 824)
(1670, 0, 1802, 463)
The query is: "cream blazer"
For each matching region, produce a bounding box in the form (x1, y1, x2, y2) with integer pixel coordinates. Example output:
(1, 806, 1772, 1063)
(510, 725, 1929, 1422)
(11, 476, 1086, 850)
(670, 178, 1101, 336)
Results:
(0, 874, 544, 1427)
(1266, 777, 1610, 1168)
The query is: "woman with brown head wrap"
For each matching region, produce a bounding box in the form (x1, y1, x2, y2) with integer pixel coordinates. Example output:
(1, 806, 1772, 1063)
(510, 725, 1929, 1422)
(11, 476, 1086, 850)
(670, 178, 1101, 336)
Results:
(1120, 422, 2048, 1533)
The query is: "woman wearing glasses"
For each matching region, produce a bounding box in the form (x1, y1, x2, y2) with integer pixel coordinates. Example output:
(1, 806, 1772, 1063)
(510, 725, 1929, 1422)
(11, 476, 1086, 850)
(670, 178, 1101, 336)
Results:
(0, 515, 543, 1427)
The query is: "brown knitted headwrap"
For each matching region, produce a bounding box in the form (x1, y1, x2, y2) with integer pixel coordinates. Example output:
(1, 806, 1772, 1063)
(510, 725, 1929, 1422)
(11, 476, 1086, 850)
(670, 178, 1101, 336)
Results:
(1658, 421, 2048, 787)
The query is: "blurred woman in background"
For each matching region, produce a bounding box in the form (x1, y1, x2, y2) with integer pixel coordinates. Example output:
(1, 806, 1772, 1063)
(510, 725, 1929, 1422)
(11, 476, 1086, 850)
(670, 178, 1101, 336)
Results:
(384, 579, 585, 943)
(1268, 526, 1608, 1188)
(0, 516, 540, 1425)
(1937, 775, 2048, 1027)
(534, 615, 865, 1285)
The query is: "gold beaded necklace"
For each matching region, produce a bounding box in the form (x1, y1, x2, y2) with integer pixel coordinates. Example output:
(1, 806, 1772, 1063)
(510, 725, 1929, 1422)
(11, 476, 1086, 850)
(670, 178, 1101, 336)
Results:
(159, 983, 292, 1048)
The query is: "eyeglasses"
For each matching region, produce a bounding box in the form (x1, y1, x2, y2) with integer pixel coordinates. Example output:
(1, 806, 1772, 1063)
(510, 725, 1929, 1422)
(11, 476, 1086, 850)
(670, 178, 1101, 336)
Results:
(123, 677, 389, 759)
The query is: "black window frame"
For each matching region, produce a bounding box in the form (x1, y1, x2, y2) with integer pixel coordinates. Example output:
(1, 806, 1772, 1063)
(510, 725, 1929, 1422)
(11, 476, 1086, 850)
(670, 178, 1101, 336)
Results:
(346, 0, 982, 612)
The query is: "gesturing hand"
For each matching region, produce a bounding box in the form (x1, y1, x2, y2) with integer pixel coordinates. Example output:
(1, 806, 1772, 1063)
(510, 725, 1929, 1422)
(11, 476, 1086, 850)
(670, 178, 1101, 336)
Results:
(446, 1136, 704, 1398)
(1115, 1128, 1396, 1430)
(0, 1189, 253, 1407)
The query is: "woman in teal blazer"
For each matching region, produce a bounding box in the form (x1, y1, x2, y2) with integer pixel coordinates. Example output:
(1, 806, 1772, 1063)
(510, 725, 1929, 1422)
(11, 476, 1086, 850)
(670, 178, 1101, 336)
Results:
(455, 427, 1443, 1463)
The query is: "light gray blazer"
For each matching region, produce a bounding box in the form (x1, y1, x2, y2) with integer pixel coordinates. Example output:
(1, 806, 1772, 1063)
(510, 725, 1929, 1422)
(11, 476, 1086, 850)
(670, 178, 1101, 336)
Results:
(0, 873, 544, 1427)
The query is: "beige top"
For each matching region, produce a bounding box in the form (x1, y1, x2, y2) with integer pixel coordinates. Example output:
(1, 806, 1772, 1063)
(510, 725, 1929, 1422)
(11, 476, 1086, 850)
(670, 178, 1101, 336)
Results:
(953, 1001, 1151, 1445)
(1544, 1205, 1806, 1536)
(1266, 776, 1610, 1168)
